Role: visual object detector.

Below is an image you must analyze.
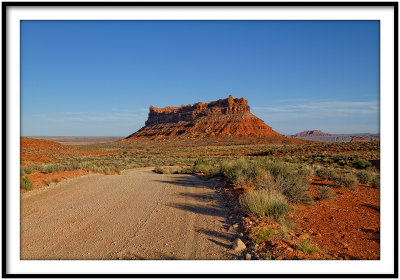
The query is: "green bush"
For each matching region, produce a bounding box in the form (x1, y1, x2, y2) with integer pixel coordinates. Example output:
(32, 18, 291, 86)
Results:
(353, 158, 372, 169)
(336, 173, 358, 188)
(239, 190, 290, 220)
(21, 177, 33, 191)
(317, 186, 336, 200)
(249, 226, 275, 244)
(316, 167, 338, 181)
(193, 158, 211, 173)
(357, 170, 373, 184)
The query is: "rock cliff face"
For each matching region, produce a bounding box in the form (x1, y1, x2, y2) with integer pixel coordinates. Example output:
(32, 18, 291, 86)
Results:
(126, 95, 298, 142)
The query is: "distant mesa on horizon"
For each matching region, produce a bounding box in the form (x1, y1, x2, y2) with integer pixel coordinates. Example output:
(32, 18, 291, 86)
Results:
(124, 95, 303, 143)
(293, 130, 330, 137)
(291, 130, 380, 143)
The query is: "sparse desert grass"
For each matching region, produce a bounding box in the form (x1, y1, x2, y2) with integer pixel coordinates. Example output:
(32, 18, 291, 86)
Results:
(335, 173, 358, 189)
(239, 190, 290, 220)
(249, 226, 275, 244)
(21, 177, 33, 191)
(299, 238, 321, 255)
(317, 185, 336, 200)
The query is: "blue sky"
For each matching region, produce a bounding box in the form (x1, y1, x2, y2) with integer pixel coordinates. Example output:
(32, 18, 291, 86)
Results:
(21, 20, 379, 136)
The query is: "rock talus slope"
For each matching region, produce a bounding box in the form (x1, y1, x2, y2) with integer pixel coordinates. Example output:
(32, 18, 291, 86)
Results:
(126, 95, 300, 142)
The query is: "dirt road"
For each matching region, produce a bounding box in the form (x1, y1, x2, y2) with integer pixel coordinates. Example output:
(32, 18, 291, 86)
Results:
(21, 168, 237, 260)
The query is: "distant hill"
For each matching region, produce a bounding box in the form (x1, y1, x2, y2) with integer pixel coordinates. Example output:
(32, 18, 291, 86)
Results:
(293, 130, 330, 137)
(27, 136, 123, 145)
(290, 131, 380, 143)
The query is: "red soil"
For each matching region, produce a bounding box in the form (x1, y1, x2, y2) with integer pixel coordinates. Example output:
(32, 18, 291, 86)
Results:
(292, 178, 380, 260)
(221, 177, 380, 260)
(21, 138, 120, 165)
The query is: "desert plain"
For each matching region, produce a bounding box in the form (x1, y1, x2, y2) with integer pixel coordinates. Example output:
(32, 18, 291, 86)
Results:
(20, 96, 380, 260)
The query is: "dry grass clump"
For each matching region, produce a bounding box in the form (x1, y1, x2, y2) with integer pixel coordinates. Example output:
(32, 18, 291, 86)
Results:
(297, 165, 315, 177)
(219, 158, 267, 186)
(275, 173, 313, 204)
(335, 173, 358, 189)
(299, 238, 321, 255)
(317, 185, 336, 200)
(239, 190, 290, 220)
(356, 170, 373, 184)
(315, 167, 338, 181)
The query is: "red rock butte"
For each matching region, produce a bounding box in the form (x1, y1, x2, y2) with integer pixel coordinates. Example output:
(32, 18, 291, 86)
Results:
(125, 95, 301, 142)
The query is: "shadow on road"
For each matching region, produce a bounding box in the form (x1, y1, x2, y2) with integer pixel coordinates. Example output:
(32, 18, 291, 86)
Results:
(195, 228, 234, 242)
(176, 192, 215, 201)
(154, 174, 215, 189)
(167, 202, 225, 218)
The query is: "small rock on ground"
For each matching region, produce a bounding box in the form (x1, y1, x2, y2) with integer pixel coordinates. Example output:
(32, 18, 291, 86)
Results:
(232, 238, 246, 251)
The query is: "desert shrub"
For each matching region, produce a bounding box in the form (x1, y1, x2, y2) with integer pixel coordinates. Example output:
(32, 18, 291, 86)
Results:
(42, 164, 62, 173)
(299, 238, 321, 254)
(53, 178, 60, 183)
(249, 226, 275, 244)
(336, 173, 358, 188)
(264, 149, 278, 156)
(297, 165, 315, 177)
(21, 177, 33, 191)
(239, 190, 290, 220)
(357, 170, 373, 184)
(262, 160, 295, 179)
(316, 167, 338, 181)
(193, 158, 211, 173)
(21, 165, 37, 175)
(219, 158, 267, 186)
(353, 158, 372, 169)
(276, 173, 313, 205)
(371, 175, 380, 188)
(154, 166, 165, 174)
(317, 186, 336, 200)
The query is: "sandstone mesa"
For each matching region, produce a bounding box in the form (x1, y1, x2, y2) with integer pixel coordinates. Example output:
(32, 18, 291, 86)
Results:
(125, 95, 301, 142)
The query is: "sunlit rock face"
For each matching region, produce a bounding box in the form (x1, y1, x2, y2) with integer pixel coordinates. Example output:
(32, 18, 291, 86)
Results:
(126, 95, 293, 141)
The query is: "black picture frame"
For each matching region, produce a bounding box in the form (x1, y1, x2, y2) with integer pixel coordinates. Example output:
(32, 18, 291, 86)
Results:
(2, 1, 398, 278)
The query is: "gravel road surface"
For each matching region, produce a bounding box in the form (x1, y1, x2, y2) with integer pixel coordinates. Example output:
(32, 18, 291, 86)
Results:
(21, 168, 237, 260)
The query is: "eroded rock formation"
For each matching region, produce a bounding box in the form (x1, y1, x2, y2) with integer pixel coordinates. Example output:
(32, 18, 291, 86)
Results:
(126, 95, 298, 141)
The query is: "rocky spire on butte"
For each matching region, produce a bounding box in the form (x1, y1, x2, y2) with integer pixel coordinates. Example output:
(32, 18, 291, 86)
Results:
(125, 95, 300, 142)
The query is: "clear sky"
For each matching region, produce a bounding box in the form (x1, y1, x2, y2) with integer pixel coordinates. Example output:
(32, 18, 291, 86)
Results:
(21, 20, 380, 136)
